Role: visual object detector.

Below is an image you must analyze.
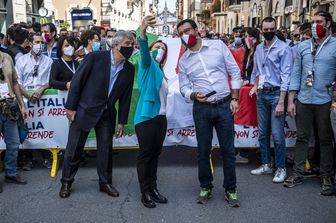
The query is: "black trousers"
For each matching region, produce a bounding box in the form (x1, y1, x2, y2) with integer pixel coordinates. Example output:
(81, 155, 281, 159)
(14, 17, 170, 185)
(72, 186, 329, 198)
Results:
(135, 115, 167, 194)
(61, 110, 114, 185)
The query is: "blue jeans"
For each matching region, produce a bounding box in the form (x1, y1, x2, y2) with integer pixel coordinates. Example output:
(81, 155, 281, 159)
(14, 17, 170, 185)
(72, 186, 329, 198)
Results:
(256, 90, 286, 168)
(0, 113, 20, 176)
(193, 100, 236, 192)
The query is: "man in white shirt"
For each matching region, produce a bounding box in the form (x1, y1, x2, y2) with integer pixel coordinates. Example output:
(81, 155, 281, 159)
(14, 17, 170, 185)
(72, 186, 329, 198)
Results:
(15, 33, 52, 169)
(177, 19, 242, 208)
(16, 34, 52, 103)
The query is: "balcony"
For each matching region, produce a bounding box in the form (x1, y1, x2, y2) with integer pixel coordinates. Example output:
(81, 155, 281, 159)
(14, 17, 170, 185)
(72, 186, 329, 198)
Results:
(228, 0, 242, 11)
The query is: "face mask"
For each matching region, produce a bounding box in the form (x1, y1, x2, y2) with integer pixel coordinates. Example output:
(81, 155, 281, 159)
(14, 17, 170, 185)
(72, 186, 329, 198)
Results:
(263, 31, 275, 41)
(312, 23, 327, 40)
(234, 37, 242, 45)
(63, 45, 74, 57)
(32, 44, 42, 55)
(106, 38, 113, 47)
(119, 46, 133, 59)
(152, 49, 166, 64)
(42, 32, 52, 43)
(92, 42, 100, 51)
(181, 34, 197, 48)
(245, 37, 256, 49)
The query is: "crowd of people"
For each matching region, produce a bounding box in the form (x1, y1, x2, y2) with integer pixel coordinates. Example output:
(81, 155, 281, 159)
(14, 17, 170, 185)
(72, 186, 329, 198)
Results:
(0, 10, 336, 209)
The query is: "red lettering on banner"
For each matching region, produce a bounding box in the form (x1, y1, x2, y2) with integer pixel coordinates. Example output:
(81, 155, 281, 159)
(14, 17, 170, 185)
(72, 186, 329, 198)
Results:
(167, 129, 174, 136)
(234, 130, 249, 138)
(285, 130, 296, 138)
(177, 129, 195, 137)
(47, 108, 66, 116)
(27, 131, 54, 139)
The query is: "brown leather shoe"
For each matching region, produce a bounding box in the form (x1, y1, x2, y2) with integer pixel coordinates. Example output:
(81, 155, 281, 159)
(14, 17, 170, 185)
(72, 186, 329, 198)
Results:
(99, 184, 119, 197)
(5, 174, 27, 184)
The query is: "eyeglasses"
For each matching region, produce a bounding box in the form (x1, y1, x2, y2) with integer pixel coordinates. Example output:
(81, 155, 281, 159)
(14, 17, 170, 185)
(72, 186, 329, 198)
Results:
(312, 20, 324, 24)
(0, 68, 4, 81)
(32, 65, 39, 77)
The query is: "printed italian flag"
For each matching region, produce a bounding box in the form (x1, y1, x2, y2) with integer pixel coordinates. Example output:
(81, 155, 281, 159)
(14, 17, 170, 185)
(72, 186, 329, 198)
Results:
(181, 34, 196, 48)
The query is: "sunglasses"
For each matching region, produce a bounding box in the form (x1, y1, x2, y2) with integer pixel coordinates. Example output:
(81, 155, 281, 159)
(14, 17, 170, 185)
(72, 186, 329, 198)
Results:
(293, 34, 300, 38)
(32, 65, 39, 77)
(0, 68, 4, 81)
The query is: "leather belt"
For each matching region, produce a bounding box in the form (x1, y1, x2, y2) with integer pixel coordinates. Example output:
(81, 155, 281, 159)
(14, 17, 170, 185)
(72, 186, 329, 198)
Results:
(257, 86, 280, 93)
(202, 95, 231, 106)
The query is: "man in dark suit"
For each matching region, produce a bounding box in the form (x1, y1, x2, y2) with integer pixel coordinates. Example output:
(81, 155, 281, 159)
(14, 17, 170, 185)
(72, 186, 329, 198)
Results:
(59, 30, 135, 198)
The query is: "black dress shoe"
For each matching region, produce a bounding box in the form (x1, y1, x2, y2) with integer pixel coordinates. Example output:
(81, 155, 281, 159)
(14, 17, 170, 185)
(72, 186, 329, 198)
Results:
(149, 189, 168, 204)
(0, 181, 3, 193)
(59, 183, 71, 198)
(99, 184, 119, 197)
(5, 174, 27, 184)
(141, 193, 156, 208)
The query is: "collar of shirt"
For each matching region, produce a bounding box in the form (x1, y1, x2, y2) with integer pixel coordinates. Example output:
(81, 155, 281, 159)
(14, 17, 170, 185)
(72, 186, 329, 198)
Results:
(262, 36, 279, 50)
(185, 39, 209, 58)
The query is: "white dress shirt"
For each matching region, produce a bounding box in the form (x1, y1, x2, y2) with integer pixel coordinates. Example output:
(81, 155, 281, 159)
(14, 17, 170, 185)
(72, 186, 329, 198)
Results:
(15, 53, 53, 90)
(178, 39, 242, 102)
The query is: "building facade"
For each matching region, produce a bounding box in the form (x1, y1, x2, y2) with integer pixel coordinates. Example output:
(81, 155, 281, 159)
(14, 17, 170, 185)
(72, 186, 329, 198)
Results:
(155, 1, 177, 35)
(0, 0, 54, 34)
(177, 0, 336, 34)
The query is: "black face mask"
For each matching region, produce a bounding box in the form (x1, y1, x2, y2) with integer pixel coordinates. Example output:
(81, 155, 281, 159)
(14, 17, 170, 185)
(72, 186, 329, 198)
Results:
(119, 46, 133, 59)
(263, 31, 275, 41)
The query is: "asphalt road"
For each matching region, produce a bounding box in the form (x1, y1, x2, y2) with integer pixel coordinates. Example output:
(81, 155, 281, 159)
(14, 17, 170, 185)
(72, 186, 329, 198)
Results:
(0, 146, 335, 223)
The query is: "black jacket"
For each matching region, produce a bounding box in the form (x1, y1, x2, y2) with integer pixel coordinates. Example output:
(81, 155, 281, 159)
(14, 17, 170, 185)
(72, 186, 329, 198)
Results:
(65, 51, 135, 131)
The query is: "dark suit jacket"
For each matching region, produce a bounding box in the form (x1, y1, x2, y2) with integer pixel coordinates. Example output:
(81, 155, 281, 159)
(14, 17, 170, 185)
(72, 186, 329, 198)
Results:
(65, 50, 135, 131)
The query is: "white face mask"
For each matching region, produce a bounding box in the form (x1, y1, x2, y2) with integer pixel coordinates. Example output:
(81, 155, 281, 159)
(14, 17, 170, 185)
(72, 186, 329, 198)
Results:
(106, 38, 113, 47)
(63, 45, 74, 56)
(32, 44, 42, 55)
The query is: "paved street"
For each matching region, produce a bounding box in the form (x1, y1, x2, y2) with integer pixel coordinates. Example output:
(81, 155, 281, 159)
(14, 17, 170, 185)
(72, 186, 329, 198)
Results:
(1, 146, 335, 223)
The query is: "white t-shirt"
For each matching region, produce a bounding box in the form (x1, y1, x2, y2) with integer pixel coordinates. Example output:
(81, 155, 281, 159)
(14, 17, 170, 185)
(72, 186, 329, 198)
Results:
(159, 78, 168, 115)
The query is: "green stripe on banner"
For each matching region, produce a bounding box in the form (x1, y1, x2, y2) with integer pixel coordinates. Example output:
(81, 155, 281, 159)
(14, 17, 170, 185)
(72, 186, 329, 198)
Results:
(27, 89, 58, 95)
(135, 27, 159, 45)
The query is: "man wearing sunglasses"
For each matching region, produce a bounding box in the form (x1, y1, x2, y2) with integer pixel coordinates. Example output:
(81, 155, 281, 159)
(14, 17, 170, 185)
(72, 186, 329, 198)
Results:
(285, 11, 336, 195)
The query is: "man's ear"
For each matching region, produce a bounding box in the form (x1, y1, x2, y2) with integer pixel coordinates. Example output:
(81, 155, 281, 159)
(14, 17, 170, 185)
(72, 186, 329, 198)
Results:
(326, 21, 332, 30)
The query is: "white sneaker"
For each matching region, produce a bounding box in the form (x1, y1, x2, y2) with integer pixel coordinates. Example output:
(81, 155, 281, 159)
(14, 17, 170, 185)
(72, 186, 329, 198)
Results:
(273, 168, 287, 183)
(235, 153, 248, 164)
(250, 164, 273, 175)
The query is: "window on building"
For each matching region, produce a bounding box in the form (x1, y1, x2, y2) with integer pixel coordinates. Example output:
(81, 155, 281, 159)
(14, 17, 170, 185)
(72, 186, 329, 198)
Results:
(285, 0, 293, 7)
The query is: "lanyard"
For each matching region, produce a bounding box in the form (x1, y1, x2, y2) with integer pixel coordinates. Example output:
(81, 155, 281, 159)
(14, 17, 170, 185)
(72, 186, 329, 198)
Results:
(262, 38, 278, 68)
(310, 35, 331, 59)
(61, 58, 76, 74)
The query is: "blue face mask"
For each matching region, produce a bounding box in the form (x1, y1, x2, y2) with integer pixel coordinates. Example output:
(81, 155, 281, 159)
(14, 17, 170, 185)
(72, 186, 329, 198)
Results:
(92, 42, 100, 51)
(234, 37, 242, 45)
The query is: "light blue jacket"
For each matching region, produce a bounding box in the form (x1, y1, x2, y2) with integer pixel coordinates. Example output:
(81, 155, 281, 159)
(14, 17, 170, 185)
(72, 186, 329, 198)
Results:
(134, 37, 164, 125)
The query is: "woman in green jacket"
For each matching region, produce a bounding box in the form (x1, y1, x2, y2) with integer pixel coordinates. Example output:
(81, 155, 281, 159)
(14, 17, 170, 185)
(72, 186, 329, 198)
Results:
(135, 15, 169, 208)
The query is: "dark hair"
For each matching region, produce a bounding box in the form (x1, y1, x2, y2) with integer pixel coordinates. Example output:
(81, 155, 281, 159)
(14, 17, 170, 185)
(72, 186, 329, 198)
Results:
(314, 11, 333, 22)
(42, 23, 57, 39)
(243, 27, 260, 78)
(148, 40, 168, 68)
(56, 36, 76, 58)
(177, 19, 198, 32)
(261, 17, 276, 29)
(80, 30, 100, 47)
(32, 22, 41, 34)
(300, 22, 311, 33)
(6, 26, 16, 41)
(14, 27, 29, 44)
(275, 30, 286, 42)
(0, 33, 4, 39)
(91, 26, 104, 34)
(245, 27, 260, 42)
